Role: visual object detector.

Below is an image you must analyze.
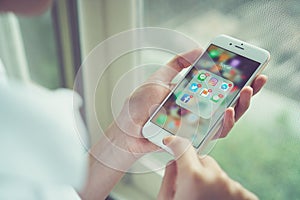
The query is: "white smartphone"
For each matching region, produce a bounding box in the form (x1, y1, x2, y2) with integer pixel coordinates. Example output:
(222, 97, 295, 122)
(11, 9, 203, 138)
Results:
(142, 35, 270, 153)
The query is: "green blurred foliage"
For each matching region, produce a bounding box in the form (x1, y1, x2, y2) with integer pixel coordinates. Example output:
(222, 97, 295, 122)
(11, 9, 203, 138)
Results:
(211, 109, 300, 200)
(18, 11, 60, 89)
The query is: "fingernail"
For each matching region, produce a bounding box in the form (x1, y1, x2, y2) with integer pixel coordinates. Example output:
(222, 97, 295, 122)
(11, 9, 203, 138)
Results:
(163, 136, 175, 145)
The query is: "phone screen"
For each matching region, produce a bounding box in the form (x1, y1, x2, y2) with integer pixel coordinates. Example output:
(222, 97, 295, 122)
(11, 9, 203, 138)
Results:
(151, 44, 261, 148)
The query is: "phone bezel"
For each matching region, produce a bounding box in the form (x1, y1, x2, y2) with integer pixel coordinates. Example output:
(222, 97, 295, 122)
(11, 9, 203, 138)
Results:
(142, 34, 270, 154)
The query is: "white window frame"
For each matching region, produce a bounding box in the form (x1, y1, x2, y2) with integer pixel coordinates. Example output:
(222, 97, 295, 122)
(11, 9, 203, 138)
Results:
(0, 13, 30, 83)
(77, 1, 164, 199)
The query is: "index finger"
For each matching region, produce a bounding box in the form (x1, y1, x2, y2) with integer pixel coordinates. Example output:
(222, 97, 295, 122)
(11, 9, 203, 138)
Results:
(163, 136, 202, 170)
(149, 48, 203, 83)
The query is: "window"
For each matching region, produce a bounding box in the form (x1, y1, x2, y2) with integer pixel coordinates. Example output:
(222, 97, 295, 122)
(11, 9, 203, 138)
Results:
(2, 1, 297, 199)
(0, 11, 61, 89)
(0, 0, 81, 90)
(18, 11, 61, 89)
(106, 1, 300, 199)
(75, 1, 300, 199)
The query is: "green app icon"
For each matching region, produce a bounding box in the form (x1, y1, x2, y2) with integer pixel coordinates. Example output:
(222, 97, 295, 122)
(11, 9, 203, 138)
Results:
(209, 49, 220, 58)
(210, 95, 220, 103)
(156, 114, 167, 126)
(210, 94, 223, 103)
(198, 73, 207, 81)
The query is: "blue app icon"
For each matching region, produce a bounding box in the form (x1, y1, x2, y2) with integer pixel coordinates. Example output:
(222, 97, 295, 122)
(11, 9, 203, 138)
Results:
(189, 83, 200, 92)
(180, 94, 192, 103)
(167, 121, 175, 129)
(220, 82, 229, 91)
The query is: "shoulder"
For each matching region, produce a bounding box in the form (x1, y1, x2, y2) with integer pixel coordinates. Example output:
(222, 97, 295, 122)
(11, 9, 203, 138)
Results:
(0, 82, 88, 190)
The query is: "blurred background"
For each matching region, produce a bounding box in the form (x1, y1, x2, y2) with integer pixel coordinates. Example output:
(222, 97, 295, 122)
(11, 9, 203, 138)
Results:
(0, 0, 299, 199)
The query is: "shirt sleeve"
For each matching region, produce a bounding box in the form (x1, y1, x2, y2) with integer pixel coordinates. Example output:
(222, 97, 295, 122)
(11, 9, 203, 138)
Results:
(0, 82, 88, 200)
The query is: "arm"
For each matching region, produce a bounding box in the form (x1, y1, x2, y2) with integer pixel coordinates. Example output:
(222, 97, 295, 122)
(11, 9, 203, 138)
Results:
(79, 123, 139, 199)
(79, 49, 267, 199)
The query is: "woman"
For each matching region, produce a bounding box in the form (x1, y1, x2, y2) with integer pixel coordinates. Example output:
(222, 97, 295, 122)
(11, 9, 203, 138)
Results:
(0, 1, 267, 199)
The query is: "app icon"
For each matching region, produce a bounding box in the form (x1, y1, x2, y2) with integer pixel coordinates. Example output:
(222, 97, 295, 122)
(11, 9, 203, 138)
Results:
(198, 73, 207, 81)
(230, 59, 240, 67)
(200, 88, 209, 97)
(167, 121, 175, 129)
(209, 50, 220, 58)
(211, 94, 224, 103)
(156, 114, 167, 126)
(167, 120, 180, 129)
(208, 77, 218, 86)
(220, 82, 232, 91)
(180, 94, 192, 103)
(189, 83, 201, 92)
(170, 105, 180, 118)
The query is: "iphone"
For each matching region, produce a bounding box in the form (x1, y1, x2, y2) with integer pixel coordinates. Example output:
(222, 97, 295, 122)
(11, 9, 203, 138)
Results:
(142, 35, 270, 153)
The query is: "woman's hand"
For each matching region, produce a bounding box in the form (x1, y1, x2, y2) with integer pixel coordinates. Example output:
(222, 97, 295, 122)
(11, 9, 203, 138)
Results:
(112, 48, 267, 155)
(82, 49, 267, 199)
(158, 136, 258, 200)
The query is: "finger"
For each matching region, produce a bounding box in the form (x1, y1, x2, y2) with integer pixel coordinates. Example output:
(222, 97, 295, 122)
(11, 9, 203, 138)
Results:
(150, 48, 203, 83)
(167, 48, 203, 71)
(251, 74, 268, 96)
(234, 86, 253, 121)
(199, 155, 223, 172)
(163, 136, 201, 170)
(157, 161, 177, 200)
(231, 180, 259, 200)
(217, 107, 235, 138)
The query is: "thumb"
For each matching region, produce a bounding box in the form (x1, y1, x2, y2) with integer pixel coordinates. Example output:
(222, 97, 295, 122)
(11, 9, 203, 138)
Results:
(163, 136, 201, 170)
(157, 161, 177, 200)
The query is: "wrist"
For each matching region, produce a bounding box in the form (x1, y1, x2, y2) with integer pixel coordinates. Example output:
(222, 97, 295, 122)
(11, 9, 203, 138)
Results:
(89, 122, 143, 172)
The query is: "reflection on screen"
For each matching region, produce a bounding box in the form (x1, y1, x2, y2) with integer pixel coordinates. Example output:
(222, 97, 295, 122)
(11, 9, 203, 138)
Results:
(151, 44, 260, 148)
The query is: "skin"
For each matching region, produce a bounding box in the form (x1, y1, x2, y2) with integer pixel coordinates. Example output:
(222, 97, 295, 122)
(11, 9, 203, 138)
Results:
(158, 136, 259, 200)
(81, 49, 267, 199)
(1, 1, 268, 199)
(0, 0, 53, 16)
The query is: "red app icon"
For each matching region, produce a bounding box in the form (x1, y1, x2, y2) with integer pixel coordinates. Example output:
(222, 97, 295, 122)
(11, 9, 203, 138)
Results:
(200, 88, 209, 97)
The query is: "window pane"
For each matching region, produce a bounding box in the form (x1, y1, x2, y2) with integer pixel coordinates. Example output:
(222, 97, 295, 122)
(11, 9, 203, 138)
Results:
(18, 10, 61, 89)
(141, 0, 300, 199)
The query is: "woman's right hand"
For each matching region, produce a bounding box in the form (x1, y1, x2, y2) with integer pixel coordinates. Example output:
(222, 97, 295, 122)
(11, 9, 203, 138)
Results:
(158, 136, 258, 200)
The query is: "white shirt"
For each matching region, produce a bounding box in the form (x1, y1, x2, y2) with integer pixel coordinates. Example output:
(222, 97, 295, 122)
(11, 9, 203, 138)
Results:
(0, 59, 87, 200)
